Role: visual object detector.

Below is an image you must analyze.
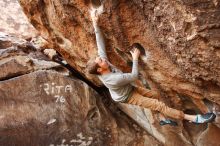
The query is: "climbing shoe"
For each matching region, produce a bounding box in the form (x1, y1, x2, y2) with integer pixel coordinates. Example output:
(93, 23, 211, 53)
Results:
(193, 112, 216, 124)
(159, 119, 178, 126)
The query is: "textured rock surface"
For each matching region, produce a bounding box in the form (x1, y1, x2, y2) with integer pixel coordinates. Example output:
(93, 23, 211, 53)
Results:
(0, 0, 37, 38)
(0, 34, 161, 146)
(18, 0, 220, 145)
(19, 0, 220, 102)
(0, 70, 161, 146)
(0, 34, 61, 80)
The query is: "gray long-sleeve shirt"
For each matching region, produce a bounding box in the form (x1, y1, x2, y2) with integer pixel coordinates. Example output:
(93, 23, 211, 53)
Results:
(93, 23, 138, 102)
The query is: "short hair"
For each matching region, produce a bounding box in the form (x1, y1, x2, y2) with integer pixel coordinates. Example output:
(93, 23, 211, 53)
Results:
(87, 61, 100, 75)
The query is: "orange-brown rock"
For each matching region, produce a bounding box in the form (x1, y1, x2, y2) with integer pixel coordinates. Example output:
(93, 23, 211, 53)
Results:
(18, 0, 220, 145)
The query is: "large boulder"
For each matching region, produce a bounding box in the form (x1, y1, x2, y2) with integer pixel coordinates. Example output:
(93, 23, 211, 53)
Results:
(0, 70, 162, 146)
(0, 34, 161, 146)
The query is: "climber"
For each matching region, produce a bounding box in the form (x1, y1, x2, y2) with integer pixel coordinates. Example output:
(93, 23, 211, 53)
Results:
(87, 8, 216, 126)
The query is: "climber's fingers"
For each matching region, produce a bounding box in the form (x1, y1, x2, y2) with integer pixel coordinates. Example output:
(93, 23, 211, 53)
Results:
(90, 8, 99, 23)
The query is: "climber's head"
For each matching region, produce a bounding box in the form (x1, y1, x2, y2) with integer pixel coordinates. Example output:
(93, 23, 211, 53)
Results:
(87, 57, 110, 75)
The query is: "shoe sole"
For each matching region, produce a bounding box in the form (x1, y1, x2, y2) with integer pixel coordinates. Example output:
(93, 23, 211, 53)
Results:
(205, 114, 216, 123)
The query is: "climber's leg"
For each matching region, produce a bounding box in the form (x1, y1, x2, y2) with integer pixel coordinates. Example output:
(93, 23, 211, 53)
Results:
(184, 114, 196, 121)
(126, 89, 185, 120)
(126, 89, 216, 123)
(135, 86, 159, 99)
(136, 87, 178, 126)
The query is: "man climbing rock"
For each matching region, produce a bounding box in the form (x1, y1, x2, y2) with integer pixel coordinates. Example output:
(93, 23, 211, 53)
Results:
(87, 8, 216, 125)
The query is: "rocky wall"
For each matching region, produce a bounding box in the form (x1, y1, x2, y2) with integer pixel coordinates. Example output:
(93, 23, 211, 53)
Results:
(0, 0, 37, 38)
(18, 0, 220, 145)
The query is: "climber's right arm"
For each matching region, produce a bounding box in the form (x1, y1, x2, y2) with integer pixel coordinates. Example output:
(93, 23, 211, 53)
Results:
(93, 21, 108, 59)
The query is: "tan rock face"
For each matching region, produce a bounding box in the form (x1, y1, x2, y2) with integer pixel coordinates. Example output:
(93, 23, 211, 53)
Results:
(0, 70, 155, 146)
(18, 0, 220, 103)
(0, 34, 161, 146)
(0, 34, 61, 80)
(0, 0, 37, 38)
(18, 0, 220, 145)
